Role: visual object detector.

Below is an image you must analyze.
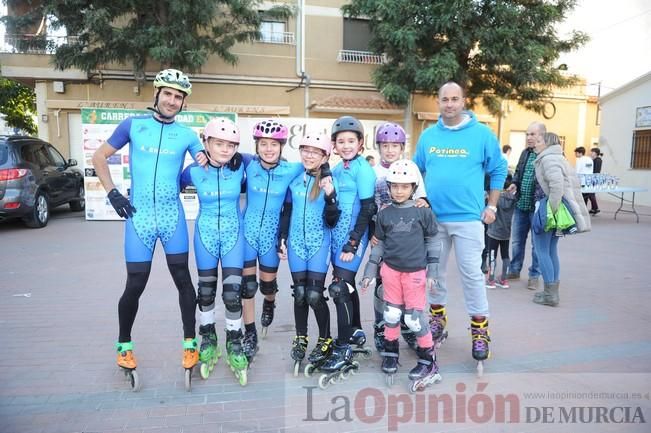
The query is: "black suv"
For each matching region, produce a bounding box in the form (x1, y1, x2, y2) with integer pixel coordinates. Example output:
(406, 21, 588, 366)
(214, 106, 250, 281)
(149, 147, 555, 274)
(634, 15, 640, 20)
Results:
(0, 135, 85, 228)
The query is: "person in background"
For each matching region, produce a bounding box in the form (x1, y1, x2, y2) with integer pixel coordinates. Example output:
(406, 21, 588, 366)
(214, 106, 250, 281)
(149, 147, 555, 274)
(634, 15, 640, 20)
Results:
(586, 148, 603, 215)
(532, 133, 591, 307)
(574, 146, 594, 206)
(366, 155, 376, 167)
(485, 175, 516, 289)
(506, 122, 544, 291)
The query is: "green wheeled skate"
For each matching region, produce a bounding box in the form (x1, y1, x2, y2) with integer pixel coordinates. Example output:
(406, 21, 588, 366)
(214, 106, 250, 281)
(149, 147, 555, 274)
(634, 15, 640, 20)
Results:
(226, 329, 249, 386)
(199, 324, 221, 380)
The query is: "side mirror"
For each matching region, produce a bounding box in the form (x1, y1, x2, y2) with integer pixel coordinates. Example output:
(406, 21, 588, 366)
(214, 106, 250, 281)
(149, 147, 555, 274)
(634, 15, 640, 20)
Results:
(67, 159, 78, 167)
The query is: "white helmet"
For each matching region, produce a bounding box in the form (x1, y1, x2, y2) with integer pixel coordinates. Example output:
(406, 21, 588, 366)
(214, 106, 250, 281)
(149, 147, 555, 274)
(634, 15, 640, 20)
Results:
(386, 159, 420, 185)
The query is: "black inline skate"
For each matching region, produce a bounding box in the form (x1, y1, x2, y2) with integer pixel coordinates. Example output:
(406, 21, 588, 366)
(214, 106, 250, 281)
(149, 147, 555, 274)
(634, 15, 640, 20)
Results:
(381, 339, 399, 387)
(408, 347, 441, 393)
(290, 335, 308, 377)
(304, 336, 333, 377)
(317, 342, 359, 389)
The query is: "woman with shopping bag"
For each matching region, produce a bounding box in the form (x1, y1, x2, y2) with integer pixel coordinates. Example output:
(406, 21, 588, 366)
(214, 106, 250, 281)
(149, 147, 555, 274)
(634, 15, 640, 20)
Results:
(531, 132, 590, 306)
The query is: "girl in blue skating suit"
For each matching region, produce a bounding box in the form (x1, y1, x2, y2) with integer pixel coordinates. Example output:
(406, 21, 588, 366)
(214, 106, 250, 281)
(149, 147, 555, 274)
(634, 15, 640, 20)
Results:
(180, 117, 251, 385)
(277, 133, 340, 374)
(322, 116, 377, 373)
(241, 120, 304, 361)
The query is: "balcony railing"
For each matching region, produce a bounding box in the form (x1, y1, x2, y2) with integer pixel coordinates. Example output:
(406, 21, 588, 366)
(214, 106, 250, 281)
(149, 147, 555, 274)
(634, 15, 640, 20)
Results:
(257, 31, 295, 45)
(337, 50, 386, 64)
(1, 34, 78, 54)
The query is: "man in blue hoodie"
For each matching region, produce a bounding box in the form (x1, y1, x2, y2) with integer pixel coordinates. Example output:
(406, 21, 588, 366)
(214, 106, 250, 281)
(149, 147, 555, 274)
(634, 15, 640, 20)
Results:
(414, 81, 507, 367)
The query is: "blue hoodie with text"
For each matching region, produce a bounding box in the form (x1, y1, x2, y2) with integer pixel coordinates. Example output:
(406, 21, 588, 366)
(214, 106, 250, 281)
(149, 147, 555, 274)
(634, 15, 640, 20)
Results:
(414, 111, 507, 222)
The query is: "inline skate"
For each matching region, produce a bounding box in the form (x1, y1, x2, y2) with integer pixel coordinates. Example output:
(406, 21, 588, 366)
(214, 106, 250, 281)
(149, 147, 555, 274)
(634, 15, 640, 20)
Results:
(317, 342, 359, 390)
(408, 347, 442, 393)
(349, 328, 372, 360)
(290, 335, 308, 377)
(304, 336, 333, 377)
(116, 341, 140, 392)
(260, 299, 275, 338)
(373, 321, 385, 352)
(182, 337, 199, 391)
(470, 317, 490, 377)
(381, 339, 399, 387)
(225, 330, 248, 386)
(430, 306, 448, 349)
(242, 328, 259, 363)
(199, 324, 221, 380)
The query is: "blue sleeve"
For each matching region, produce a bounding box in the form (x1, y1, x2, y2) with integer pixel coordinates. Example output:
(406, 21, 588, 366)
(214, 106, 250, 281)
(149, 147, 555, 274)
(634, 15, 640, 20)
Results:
(180, 165, 194, 190)
(188, 133, 204, 160)
(484, 131, 508, 191)
(106, 117, 133, 150)
(413, 132, 427, 174)
(357, 162, 376, 200)
(241, 152, 255, 169)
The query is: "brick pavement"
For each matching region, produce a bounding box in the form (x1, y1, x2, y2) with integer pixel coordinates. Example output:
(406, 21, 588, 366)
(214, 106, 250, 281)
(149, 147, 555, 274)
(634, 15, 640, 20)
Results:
(1, 200, 650, 433)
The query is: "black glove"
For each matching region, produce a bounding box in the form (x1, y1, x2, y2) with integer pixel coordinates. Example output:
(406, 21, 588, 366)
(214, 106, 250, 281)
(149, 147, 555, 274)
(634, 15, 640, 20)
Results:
(342, 239, 359, 254)
(108, 188, 136, 219)
(320, 162, 332, 179)
(227, 152, 243, 171)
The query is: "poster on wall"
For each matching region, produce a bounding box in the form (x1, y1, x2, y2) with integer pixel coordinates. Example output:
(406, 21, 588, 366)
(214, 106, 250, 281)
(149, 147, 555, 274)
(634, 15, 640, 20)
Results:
(81, 108, 235, 221)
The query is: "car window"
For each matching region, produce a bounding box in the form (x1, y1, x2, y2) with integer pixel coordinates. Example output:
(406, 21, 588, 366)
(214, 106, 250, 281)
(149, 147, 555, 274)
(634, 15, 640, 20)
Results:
(21, 143, 51, 169)
(0, 143, 8, 167)
(47, 144, 66, 168)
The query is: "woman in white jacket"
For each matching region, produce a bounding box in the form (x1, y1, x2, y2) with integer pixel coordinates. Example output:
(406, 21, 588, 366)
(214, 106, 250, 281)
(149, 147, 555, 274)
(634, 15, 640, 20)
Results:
(532, 132, 590, 306)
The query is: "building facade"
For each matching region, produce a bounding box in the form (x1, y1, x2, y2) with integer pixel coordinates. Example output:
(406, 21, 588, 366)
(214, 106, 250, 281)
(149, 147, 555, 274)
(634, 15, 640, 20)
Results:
(2, 0, 599, 168)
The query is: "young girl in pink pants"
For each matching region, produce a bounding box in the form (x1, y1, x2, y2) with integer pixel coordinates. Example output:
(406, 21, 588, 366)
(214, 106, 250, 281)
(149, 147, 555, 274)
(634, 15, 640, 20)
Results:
(361, 159, 441, 391)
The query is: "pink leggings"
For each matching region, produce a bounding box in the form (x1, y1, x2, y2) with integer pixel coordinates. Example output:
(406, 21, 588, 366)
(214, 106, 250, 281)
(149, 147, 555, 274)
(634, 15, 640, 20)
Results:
(380, 263, 433, 349)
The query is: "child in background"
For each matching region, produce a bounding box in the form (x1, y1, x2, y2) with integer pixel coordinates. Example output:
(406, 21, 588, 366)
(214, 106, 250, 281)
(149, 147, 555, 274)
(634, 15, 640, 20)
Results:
(361, 159, 441, 391)
(485, 175, 516, 289)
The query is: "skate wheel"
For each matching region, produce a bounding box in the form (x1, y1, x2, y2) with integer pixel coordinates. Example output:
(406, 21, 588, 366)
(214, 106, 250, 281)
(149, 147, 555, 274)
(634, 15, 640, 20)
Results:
(362, 349, 372, 360)
(304, 363, 315, 378)
(339, 370, 349, 381)
(200, 363, 210, 380)
(318, 374, 330, 390)
(293, 361, 301, 378)
(409, 381, 420, 394)
(238, 369, 248, 386)
(477, 361, 484, 378)
(184, 368, 192, 392)
(261, 327, 268, 339)
(350, 361, 360, 376)
(385, 374, 394, 387)
(128, 370, 140, 392)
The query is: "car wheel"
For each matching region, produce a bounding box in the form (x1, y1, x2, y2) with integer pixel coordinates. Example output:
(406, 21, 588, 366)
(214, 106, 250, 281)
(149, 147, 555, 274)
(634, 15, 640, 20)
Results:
(70, 184, 85, 211)
(24, 192, 49, 228)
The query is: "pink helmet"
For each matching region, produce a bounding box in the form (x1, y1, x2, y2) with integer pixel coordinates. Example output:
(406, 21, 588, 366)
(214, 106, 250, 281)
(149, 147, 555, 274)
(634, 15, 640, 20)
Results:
(375, 123, 406, 144)
(203, 117, 240, 143)
(253, 119, 288, 143)
(300, 132, 332, 156)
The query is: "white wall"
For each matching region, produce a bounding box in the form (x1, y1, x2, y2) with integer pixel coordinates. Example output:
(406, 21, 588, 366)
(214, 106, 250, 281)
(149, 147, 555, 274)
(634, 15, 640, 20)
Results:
(599, 77, 651, 206)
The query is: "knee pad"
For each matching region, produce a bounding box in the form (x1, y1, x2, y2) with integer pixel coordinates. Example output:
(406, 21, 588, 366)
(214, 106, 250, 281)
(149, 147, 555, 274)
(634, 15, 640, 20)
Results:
(241, 274, 258, 299)
(221, 284, 241, 313)
(292, 284, 307, 307)
(305, 285, 325, 308)
(383, 304, 402, 328)
(197, 276, 218, 309)
(259, 279, 278, 296)
(404, 310, 429, 337)
(328, 279, 351, 305)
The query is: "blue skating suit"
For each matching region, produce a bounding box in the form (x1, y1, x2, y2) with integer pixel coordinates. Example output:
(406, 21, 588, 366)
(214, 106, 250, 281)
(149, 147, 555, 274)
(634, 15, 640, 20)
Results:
(244, 159, 303, 269)
(331, 156, 376, 272)
(107, 115, 203, 263)
(181, 162, 246, 271)
(287, 172, 338, 274)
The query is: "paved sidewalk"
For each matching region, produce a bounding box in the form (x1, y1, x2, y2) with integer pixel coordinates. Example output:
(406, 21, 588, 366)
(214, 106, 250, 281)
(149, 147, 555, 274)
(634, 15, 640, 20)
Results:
(1, 200, 650, 433)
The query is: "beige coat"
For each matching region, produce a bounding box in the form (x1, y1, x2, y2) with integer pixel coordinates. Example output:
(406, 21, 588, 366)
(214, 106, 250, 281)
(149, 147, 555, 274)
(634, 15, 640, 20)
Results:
(534, 145, 591, 233)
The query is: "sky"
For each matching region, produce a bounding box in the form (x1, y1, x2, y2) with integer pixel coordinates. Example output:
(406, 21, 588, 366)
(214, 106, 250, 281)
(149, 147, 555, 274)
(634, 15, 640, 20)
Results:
(557, 0, 651, 95)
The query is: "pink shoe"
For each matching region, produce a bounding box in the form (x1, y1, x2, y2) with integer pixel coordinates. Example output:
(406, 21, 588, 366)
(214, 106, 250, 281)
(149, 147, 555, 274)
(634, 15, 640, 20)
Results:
(495, 279, 510, 289)
(486, 279, 496, 289)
